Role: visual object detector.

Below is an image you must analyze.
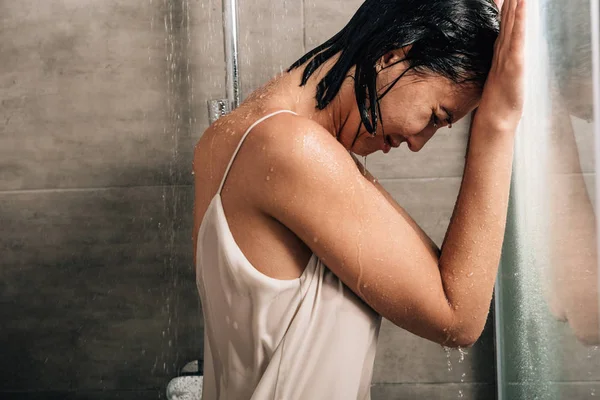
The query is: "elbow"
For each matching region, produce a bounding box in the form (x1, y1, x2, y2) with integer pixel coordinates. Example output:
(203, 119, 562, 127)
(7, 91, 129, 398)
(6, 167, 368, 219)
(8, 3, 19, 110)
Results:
(440, 319, 486, 348)
(442, 331, 481, 348)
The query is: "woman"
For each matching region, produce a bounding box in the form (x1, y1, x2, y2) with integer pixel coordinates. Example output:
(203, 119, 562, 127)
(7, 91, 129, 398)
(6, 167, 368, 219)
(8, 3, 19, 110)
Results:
(193, 0, 525, 398)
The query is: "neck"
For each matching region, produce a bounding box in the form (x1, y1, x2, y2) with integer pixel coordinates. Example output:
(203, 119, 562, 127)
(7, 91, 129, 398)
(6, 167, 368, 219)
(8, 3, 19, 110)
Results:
(278, 59, 363, 151)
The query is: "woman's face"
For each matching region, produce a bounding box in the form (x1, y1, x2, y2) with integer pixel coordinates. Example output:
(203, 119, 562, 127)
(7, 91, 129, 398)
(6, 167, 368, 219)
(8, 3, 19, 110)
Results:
(349, 55, 482, 156)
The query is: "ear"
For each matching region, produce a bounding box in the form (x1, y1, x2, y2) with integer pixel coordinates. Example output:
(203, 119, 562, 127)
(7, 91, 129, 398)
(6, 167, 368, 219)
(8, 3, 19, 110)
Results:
(377, 46, 410, 71)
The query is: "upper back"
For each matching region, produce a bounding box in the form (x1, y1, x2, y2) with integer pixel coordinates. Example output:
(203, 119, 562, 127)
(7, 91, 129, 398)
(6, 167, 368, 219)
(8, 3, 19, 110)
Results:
(192, 105, 346, 280)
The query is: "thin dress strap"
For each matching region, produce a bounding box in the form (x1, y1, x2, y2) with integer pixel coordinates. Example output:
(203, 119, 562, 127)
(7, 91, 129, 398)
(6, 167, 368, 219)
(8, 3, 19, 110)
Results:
(217, 109, 298, 195)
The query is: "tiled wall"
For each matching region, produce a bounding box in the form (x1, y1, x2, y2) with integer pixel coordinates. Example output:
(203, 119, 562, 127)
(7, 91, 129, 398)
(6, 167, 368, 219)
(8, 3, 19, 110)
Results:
(1, 0, 201, 398)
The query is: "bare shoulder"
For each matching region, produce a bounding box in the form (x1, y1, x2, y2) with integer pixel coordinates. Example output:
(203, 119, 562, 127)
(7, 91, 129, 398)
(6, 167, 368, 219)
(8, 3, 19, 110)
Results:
(240, 112, 363, 210)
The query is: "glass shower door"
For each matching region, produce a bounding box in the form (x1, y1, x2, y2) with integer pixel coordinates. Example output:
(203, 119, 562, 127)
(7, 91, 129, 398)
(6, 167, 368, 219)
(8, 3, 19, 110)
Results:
(495, 0, 600, 398)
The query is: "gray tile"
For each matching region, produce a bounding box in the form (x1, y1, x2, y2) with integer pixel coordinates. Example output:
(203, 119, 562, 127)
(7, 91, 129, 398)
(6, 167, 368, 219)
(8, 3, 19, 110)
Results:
(371, 383, 496, 400)
(303, 0, 363, 50)
(0, 0, 193, 190)
(0, 186, 202, 391)
(367, 117, 470, 180)
(192, 0, 226, 139)
(555, 382, 600, 399)
(373, 313, 496, 384)
(502, 382, 600, 400)
(553, 323, 600, 381)
(378, 177, 462, 246)
(238, 0, 304, 98)
(0, 391, 164, 400)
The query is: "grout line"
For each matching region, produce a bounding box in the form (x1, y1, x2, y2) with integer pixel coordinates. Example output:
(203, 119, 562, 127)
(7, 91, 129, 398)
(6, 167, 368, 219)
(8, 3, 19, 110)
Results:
(377, 176, 463, 183)
(372, 382, 494, 386)
(377, 171, 597, 184)
(0, 184, 193, 195)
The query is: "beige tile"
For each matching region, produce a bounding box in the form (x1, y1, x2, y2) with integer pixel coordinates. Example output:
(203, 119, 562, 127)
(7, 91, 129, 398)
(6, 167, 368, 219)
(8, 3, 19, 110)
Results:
(237, 0, 304, 98)
(367, 117, 470, 180)
(303, 0, 363, 50)
(378, 177, 462, 246)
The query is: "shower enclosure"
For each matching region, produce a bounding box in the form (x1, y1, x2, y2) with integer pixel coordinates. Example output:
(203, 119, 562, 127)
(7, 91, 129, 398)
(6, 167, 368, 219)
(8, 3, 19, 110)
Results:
(204, 0, 600, 399)
(0, 0, 598, 399)
(494, 0, 600, 398)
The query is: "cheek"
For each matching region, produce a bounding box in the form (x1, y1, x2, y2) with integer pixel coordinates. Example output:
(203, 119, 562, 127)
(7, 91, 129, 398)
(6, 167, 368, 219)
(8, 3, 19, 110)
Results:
(379, 102, 428, 136)
(393, 114, 430, 137)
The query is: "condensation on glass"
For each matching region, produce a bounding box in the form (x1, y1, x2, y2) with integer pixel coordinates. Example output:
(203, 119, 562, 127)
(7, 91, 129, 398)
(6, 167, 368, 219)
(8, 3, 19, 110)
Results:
(495, 0, 600, 398)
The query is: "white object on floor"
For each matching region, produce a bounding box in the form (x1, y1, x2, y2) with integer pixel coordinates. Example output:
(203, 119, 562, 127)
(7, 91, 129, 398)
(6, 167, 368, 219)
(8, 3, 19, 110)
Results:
(166, 375, 203, 400)
(181, 360, 200, 374)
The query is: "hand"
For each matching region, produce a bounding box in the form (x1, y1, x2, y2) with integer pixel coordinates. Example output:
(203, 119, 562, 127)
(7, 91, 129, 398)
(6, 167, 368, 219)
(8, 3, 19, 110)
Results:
(476, 0, 526, 131)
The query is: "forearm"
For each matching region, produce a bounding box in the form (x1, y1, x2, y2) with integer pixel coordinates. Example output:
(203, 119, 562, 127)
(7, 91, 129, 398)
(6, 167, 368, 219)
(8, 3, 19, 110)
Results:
(439, 115, 516, 342)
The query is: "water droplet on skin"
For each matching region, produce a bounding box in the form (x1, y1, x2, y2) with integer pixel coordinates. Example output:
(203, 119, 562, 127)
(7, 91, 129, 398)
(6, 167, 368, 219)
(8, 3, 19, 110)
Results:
(313, 237, 318, 243)
(233, 322, 238, 330)
(269, 167, 274, 172)
(266, 176, 271, 181)
(466, 272, 474, 277)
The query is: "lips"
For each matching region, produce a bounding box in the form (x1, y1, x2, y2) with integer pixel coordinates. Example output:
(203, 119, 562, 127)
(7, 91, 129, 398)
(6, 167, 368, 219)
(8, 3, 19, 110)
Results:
(385, 135, 403, 148)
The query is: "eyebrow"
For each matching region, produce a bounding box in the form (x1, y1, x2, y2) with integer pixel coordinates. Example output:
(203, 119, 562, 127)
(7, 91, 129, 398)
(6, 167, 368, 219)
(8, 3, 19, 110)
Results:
(441, 106, 454, 123)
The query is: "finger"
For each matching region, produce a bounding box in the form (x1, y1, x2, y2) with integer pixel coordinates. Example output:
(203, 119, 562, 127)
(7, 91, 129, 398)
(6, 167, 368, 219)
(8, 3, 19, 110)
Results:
(504, 0, 518, 41)
(509, 0, 526, 55)
(496, 0, 513, 51)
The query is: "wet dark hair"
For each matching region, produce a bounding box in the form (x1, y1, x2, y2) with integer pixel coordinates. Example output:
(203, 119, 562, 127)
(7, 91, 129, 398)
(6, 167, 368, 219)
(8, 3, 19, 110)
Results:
(288, 0, 500, 135)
